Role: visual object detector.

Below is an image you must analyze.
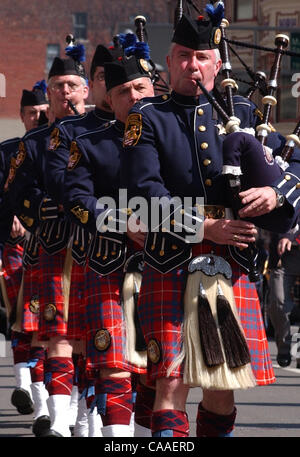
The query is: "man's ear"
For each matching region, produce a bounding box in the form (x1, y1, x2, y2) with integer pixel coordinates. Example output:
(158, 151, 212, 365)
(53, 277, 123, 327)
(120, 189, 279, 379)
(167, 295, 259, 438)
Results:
(214, 58, 222, 77)
(83, 84, 89, 100)
(106, 92, 113, 111)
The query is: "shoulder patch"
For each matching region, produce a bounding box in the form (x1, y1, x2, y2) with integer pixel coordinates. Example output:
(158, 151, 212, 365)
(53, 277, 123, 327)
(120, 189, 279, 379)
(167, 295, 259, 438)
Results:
(67, 141, 82, 170)
(123, 113, 142, 147)
(15, 141, 26, 167)
(48, 127, 61, 151)
(4, 159, 16, 192)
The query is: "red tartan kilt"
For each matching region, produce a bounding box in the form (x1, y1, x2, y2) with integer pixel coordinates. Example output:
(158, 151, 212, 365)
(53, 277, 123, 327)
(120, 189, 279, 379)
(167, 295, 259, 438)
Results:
(2, 244, 23, 310)
(84, 262, 146, 375)
(38, 248, 68, 340)
(138, 241, 275, 387)
(38, 248, 86, 340)
(67, 262, 86, 339)
(22, 264, 40, 332)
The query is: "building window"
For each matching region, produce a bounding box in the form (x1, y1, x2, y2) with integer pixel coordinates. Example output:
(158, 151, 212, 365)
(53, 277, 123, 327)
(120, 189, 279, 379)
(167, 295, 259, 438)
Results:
(234, 0, 253, 21)
(73, 12, 87, 40)
(46, 44, 60, 73)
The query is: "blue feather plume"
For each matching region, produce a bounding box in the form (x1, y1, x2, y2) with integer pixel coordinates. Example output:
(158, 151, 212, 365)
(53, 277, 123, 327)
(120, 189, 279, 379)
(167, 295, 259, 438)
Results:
(205, 2, 224, 26)
(118, 33, 150, 60)
(32, 79, 47, 93)
(65, 43, 86, 62)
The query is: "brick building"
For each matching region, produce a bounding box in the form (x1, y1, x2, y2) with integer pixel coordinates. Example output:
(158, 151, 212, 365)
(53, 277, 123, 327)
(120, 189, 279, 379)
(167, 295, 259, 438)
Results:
(0, 0, 299, 141)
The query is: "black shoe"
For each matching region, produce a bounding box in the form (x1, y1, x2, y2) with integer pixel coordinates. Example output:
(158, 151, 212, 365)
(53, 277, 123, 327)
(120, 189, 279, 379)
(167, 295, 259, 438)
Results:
(277, 354, 291, 367)
(296, 359, 300, 369)
(32, 415, 51, 437)
(11, 388, 34, 415)
(40, 429, 63, 437)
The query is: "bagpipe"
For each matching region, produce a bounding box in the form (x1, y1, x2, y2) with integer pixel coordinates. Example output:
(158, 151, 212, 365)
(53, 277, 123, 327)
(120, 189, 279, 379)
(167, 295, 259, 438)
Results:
(64, 34, 85, 115)
(194, 2, 297, 282)
(134, 15, 169, 93)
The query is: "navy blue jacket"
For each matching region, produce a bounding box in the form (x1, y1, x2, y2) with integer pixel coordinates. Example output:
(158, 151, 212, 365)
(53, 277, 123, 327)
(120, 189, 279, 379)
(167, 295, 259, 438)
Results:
(45, 108, 114, 206)
(0, 137, 22, 259)
(63, 120, 123, 234)
(121, 92, 298, 227)
(63, 120, 127, 275)
(120, 91, 300, 273)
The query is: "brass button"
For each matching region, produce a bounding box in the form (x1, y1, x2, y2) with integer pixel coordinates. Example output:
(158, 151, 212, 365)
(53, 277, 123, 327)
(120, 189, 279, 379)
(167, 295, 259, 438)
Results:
(203, 158, 211, 166)
(205, 179, 212, 186)
(198, 125, 206, 132)
(162, 94, 169, 100)
(201, 142, 209, 150)
(24, 199, 30, 208)
(296, 183, 300, 189)
(198, 108, 204, 116)
(284, 174, 291, 181)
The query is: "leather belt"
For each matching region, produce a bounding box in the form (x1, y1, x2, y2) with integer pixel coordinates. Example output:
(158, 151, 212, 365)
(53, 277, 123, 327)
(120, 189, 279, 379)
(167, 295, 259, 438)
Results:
(197, 205, 226, 220)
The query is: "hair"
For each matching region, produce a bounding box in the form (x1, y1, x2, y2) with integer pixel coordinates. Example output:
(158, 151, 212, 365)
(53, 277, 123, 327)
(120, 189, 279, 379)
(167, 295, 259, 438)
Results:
(168, 43, 221, 64)
(48, 76, 87, 87)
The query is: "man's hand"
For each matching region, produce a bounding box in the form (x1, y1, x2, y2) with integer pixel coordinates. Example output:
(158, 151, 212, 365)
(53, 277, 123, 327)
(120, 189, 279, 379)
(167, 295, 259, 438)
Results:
(277, 237, 292, 256)
(127, 214, 147, 247)
(204, 218, 257, 249)
(238, 186, 277, 218)
(10, 216, 26, 238)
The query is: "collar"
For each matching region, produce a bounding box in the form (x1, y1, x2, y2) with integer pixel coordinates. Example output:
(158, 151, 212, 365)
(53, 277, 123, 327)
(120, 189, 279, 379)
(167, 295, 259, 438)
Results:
(113, 119, 125, 136)
(171, 90, 212, 107)
(94, 107, 115, 121)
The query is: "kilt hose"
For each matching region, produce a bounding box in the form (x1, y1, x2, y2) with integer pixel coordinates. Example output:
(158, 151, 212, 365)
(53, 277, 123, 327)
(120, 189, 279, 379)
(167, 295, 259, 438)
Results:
(138, 241, 275, 387)
(84, 262, 147, 375)
(1, 244, 24, 316)
(38, 247, 83, 340)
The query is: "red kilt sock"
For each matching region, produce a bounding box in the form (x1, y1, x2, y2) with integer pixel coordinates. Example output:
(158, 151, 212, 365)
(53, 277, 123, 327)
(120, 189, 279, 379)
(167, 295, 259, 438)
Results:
(94, 377, 133, 427)
(135, 381, 155, 430)
(28, 347, 46, 383)
(45, 357, 74, 396)
(196, 402, 237, 437)
(11, 331, 32, 364)
(151, 409, 189, 437)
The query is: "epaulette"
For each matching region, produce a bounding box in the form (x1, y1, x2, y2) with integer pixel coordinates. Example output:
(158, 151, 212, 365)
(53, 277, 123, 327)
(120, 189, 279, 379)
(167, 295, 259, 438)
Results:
(75, 121, 113, 141)
(23, 123, 50, 141)
(0, 137, 20, 147)
(137, 93, 171, 110)
(57, 113, 87, 127)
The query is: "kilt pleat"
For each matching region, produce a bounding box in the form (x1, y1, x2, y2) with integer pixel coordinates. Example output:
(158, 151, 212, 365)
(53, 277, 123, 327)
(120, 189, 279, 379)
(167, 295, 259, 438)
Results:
(84, 264, 146, 375)
(22, 265, 40, 332)
(67, 262, 86, 339)
(2, 244, 24, 311)
(38, 249, 68, 339)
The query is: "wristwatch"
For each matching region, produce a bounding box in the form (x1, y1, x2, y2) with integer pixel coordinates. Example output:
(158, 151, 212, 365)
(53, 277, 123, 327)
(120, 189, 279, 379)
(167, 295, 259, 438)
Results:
(271, 186, 285, 208)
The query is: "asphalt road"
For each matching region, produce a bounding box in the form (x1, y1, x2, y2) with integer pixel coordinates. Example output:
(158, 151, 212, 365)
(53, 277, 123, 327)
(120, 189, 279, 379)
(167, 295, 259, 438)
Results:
(0, 333, 300, 438)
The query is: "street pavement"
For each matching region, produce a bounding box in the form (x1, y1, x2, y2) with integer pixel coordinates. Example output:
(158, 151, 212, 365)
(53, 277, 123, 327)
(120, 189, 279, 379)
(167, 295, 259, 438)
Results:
(0, 330, 300, 438)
